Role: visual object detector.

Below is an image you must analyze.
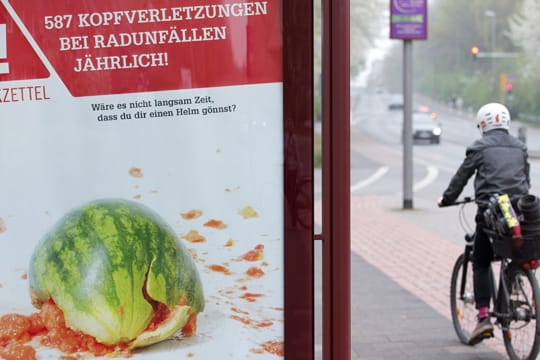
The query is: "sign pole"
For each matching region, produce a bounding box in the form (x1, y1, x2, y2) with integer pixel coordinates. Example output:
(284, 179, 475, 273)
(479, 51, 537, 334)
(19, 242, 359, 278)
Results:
(403, 39, 413, 209)
(389, 0, 428, 209)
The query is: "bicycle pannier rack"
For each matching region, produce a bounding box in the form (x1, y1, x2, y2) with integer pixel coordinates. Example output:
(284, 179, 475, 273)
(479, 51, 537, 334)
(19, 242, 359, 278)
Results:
(484, 193, 540, 263)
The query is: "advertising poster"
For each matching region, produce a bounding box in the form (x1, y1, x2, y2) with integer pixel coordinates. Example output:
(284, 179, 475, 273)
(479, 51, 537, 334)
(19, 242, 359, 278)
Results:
(0, 0, 283, 358)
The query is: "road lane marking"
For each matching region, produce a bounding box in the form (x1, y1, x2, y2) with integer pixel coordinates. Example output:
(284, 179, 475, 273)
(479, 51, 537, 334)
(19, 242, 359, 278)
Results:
(414, 165, 439, 191)
(350, 166, 389, 192)
(351, 163, 439, 193)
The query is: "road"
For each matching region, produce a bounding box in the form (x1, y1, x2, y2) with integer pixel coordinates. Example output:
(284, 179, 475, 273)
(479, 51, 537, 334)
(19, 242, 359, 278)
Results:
(352, 88, 540, 195)
(348, 88, 540, 244)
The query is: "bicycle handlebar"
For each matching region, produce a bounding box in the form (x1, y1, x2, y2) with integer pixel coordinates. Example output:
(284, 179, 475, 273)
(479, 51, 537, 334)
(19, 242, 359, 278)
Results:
(438, 196, 475, 208)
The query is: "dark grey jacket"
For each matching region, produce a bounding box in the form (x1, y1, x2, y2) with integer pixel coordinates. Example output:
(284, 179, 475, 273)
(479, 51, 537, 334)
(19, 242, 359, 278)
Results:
(442, 129, 530, 208)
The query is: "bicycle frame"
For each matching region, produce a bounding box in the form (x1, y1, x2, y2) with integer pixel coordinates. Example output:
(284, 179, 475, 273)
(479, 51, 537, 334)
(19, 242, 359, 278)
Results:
(458, 239, 473, 303)
(460, 235, 525, 327)
(491, 258, 510, 325)
(453, 198, 515, 324)
(458, 236, 502, 320)
(451, 198, 476, 308)
(496, 259, 538, 325)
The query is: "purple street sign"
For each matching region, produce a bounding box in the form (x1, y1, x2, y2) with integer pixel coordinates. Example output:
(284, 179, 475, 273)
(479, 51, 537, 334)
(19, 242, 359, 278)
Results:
(390, 0, 428, 40)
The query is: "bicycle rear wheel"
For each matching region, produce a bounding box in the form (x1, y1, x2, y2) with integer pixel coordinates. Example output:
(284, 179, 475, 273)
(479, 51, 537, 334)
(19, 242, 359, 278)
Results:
(502, 267, 540, 360)
(450, 253, 477, 344)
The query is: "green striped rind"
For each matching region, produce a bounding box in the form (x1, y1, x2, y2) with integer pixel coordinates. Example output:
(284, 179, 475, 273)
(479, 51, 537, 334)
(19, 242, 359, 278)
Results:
(29, 199, 204, 345)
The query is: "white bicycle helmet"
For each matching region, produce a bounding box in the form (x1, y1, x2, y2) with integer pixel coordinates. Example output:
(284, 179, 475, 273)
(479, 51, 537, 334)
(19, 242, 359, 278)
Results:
(476, 102, 511, 134)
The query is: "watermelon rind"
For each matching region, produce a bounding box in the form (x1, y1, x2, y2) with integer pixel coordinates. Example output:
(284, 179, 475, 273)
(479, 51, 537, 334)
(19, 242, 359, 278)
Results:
(129, 305, 191, 349)
(29, 199, 205, 346)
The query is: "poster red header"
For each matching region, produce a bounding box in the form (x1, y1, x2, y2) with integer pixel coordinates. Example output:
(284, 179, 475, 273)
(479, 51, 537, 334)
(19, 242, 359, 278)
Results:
(2, 0, 282, 96)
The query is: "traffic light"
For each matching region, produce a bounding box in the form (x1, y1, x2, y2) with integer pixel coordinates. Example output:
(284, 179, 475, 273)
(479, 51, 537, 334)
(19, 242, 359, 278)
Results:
(471, 45, 480, 60)
(506, 83, 513, 94)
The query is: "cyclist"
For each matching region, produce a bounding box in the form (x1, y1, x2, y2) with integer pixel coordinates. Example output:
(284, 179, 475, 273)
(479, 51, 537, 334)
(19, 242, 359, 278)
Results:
(438, 102, 530, 345)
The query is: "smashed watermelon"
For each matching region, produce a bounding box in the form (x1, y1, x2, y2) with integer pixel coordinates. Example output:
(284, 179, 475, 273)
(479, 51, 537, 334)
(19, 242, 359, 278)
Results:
(28, 199, 204, 348)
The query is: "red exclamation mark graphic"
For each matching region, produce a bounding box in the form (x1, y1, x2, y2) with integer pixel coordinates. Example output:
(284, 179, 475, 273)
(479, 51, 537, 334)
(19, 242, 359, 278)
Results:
(0, 24, 8, 74)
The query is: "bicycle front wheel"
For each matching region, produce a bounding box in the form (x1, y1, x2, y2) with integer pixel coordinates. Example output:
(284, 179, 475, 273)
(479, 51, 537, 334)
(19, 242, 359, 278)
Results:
(502, 267, 540, 360)
(450, 253, 477, 344)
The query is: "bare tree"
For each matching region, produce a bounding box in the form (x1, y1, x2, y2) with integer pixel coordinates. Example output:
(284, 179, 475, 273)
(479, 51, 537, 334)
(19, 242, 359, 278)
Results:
(314, 0, 387, 81)
(508, 0, 540, 77)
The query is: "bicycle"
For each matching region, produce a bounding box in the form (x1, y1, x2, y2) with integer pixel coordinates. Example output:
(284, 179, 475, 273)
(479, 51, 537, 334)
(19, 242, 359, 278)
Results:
(443, 195, 540, 360)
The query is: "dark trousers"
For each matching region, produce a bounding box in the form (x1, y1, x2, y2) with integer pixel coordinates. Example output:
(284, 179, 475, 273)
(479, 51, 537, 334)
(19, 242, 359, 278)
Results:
(472, 212, 494, 309)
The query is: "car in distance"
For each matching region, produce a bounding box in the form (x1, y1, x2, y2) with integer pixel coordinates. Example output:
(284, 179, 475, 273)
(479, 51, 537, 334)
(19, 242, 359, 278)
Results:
(388, 94, 403, 110)
(412, 112, 441, 144)
(416, 104, 437, 120)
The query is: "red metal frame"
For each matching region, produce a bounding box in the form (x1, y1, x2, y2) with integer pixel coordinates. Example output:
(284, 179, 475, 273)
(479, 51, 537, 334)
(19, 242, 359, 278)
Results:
(322, 0, 351, 359)
(283, 0, 314, 358)
(284, 0, 350, 358)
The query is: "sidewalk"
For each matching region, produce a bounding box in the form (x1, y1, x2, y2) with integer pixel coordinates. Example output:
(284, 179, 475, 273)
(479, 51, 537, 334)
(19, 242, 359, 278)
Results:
(347, 195, 507, 359)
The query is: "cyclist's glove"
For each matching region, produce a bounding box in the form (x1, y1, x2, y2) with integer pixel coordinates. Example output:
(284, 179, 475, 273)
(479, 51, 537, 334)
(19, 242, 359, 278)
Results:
(438, 196, 450, 207)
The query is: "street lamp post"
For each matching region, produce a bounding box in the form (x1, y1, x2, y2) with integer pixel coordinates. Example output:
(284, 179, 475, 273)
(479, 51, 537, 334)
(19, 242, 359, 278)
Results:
(485, 10, 496, 75)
